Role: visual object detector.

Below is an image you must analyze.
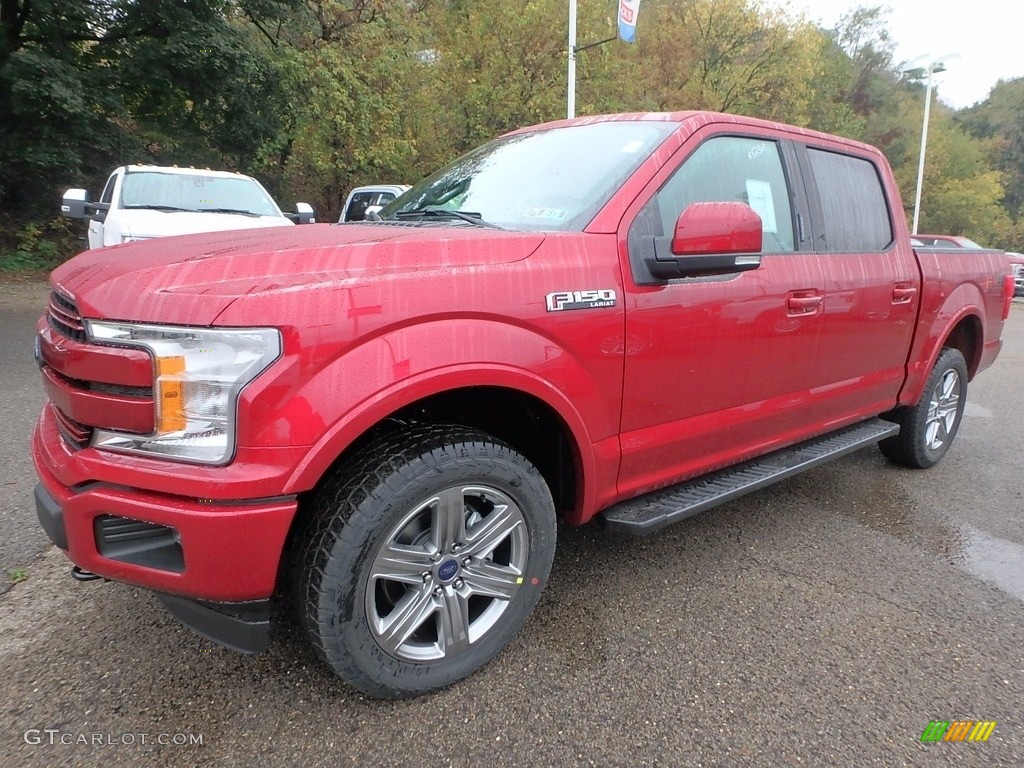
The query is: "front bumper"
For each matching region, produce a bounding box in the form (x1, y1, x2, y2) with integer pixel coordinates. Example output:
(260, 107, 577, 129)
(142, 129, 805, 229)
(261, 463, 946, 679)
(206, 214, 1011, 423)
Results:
(33, 479, 282, 653)
(32, 410, 299, 652)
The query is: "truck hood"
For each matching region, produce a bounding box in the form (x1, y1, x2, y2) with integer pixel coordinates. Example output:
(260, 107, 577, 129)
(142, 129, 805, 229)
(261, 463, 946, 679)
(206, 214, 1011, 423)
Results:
(51, 223, 546, 325)
(119, 210, 294, 241)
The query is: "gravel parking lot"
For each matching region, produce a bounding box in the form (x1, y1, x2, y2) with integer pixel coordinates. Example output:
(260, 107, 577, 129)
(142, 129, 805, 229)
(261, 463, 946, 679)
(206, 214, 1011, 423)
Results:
(2, 278, 1022, 767)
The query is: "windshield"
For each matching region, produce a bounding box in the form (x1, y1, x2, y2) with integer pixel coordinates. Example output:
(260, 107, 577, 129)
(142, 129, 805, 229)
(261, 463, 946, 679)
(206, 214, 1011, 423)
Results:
(380, 120, 677, 231)
(120, 171, 281, 217)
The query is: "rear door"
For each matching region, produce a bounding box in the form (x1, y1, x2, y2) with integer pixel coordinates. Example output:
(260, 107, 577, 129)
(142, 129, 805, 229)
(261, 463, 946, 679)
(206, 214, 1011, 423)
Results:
(616, 127, 825, 498)
(796, 143, 919, 421)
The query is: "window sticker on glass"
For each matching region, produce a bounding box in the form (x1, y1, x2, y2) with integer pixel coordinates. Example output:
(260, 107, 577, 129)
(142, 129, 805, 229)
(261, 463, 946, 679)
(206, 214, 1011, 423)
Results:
(524, 207, 569, 220)
(621, 140, 645, 153)
(745, 179, 777, 234)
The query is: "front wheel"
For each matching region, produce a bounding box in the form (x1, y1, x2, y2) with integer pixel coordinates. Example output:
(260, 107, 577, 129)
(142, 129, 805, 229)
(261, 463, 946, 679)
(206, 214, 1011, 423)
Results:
(879, 347, 968, 468)
(296, 425, 556, 698)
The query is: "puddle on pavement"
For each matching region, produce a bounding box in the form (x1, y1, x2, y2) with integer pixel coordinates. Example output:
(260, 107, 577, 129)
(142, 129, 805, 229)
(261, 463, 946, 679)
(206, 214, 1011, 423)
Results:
(788, 456, 962, 559)
(963, 401, 993, 418)
(802, 456, 1024, 604)
(956, 525, 1024, 602)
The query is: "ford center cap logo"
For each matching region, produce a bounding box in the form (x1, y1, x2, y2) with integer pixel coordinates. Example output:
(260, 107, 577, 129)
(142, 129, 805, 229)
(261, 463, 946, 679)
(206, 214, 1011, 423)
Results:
(438, 560, 459, 582)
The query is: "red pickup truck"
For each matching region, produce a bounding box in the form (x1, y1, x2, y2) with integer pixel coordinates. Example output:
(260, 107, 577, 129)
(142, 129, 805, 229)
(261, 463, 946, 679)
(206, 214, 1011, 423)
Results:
(32, 111, 1014, 698)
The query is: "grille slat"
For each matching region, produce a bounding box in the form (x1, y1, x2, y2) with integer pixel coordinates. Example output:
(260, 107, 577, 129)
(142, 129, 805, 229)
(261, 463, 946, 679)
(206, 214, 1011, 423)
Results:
(48, 290, 86, 341)
(43, 288, 158, 451)
(52, 405, 93, 449)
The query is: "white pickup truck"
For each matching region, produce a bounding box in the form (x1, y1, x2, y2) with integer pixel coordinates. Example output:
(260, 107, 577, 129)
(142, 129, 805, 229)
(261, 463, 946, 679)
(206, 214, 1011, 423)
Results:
(61, 165, 315, 249)
(339, 184, 410, 222)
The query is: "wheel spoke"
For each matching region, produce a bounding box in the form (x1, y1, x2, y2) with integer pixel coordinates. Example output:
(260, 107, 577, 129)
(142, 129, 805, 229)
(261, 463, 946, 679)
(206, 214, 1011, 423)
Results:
(464, 502, 521, 558)
(375, 585, 437, 656)
(462, 560, 521, 601)
(430, 487, 467, 551)
(940, 402, 959, 432)
(371, 543, 434, 585)
(940, 371, 958, 401)
(437, 588, 472, 655)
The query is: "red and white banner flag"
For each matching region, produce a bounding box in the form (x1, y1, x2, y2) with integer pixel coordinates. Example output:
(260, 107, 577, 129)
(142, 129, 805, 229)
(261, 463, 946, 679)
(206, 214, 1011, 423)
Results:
(618, 0, 642, 43)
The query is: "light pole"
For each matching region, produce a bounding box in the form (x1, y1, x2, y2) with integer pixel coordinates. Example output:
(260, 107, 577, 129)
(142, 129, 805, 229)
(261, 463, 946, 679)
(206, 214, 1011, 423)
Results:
(566, 1, 620, 119)
(911, 59, 947, 235)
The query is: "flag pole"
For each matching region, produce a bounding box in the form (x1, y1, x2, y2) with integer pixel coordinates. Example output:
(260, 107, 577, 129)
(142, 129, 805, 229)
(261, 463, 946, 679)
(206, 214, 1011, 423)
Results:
(568, 0, 577, 119)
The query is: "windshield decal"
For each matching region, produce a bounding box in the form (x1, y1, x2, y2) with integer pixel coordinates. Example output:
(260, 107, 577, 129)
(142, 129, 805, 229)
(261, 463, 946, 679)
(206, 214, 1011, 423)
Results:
(524, 207, 569, 221)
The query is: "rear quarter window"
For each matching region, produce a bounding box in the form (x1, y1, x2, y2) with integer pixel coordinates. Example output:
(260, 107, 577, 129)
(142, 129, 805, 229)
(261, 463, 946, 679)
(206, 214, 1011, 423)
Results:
(807, 148, 892, 252)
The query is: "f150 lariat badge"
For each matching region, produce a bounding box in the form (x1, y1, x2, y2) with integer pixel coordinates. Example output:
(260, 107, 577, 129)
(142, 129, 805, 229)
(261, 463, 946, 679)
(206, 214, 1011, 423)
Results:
(545, 289, 617, 312)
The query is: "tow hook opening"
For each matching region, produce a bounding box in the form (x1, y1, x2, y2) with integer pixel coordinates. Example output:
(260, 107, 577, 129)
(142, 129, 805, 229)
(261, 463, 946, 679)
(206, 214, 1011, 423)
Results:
(71, 566, 104, 582)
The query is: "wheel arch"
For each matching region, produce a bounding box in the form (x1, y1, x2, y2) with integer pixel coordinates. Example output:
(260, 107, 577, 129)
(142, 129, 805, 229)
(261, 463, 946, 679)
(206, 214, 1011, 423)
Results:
(284, 367, 608, 525)
(940, 313, 983, 379)
(900, 291, 986, 407)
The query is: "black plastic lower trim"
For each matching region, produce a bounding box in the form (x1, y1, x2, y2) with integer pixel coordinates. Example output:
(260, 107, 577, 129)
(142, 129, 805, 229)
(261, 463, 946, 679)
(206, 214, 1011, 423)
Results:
(157, 593, 271, 654)
(602, 417, 900, 534)
(34, 483, 68, 551)
(94, 515, 184, 573)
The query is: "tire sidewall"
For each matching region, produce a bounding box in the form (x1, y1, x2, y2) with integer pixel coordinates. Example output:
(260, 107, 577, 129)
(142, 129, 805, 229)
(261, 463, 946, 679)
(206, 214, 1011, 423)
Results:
(315, 442, 556, 696)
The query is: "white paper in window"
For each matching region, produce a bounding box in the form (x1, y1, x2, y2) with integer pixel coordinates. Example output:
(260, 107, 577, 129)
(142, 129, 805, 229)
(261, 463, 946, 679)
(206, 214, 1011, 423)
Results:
(745, 179, 777, 234)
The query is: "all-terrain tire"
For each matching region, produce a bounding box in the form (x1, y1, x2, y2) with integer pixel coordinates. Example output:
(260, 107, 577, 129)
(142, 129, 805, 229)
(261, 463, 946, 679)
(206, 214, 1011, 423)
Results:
(879, 347, 968, 469)
(294, 424, 556, 699)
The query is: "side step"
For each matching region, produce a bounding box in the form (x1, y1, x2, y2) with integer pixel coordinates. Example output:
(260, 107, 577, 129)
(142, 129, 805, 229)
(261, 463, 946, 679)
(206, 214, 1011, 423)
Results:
(601, 417, 899, 535)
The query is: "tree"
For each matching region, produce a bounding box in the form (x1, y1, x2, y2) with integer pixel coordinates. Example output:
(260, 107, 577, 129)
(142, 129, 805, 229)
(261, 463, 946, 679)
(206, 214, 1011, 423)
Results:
(959, 77, 1024, 224)
(250, 2, 428, 220)
(0, 1, 294, 222)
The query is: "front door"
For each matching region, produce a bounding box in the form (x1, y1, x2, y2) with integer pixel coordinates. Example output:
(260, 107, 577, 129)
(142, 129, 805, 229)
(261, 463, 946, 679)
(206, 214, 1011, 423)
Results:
(617, 131, 825, 498)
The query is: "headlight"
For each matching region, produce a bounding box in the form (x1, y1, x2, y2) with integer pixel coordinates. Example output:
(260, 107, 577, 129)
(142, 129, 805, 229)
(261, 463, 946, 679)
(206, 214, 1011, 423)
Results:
(85, 321, 281, 464)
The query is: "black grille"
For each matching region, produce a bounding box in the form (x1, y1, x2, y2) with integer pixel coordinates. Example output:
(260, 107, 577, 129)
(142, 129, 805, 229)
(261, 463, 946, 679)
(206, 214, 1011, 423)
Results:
(48, 366, 152, 400)
(48, 290, 86, 341)
(94, 515, 184, 573)
(52, 406, 93, 450)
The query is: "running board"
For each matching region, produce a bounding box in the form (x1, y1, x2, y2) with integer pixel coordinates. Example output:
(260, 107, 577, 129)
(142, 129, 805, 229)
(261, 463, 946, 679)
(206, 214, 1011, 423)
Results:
(601, 418, 899, 535)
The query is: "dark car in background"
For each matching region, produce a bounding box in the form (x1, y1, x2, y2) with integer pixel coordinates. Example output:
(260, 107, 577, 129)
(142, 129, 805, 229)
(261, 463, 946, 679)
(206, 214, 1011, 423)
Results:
(1007, 252, 1024, 296)
(913, 234, 985, 249)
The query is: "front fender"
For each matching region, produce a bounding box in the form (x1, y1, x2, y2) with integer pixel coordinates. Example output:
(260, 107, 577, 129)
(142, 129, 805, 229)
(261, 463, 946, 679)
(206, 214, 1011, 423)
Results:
(267, 319, 622, 517)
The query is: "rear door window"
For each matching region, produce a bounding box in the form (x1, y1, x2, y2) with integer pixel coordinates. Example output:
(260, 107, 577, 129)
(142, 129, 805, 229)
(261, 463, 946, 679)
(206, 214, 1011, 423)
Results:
(805, 148, 892, 252)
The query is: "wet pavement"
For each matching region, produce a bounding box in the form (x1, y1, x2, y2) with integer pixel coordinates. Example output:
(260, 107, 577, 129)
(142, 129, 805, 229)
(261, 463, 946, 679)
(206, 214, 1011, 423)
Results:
(1, 279, 1022, 767)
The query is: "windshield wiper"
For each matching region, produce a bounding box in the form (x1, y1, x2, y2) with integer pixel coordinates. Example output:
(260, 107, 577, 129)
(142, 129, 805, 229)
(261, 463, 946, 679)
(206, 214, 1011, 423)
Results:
(200, 208, 262, 217)
(393, 208, 503, 229)
(121, 205, 194, 213)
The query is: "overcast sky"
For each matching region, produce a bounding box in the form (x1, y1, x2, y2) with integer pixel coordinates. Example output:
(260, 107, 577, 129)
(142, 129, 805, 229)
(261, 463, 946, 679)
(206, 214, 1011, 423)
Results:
(775, 0, 1021, 108)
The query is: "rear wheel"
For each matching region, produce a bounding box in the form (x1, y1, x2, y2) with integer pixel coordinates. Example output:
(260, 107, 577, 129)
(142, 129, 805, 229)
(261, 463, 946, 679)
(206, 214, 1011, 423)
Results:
(879, 347, 968, 468)
(296, 424, 556, 698)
